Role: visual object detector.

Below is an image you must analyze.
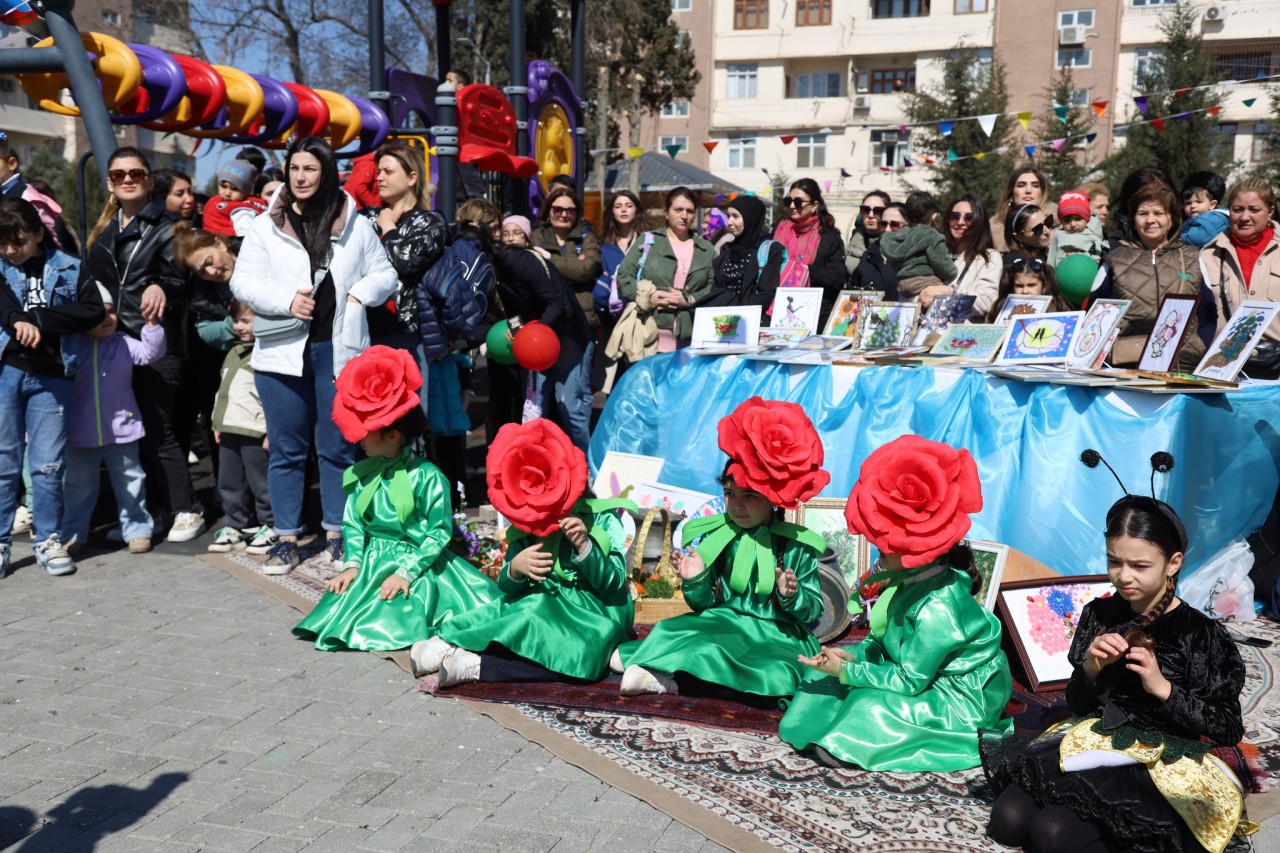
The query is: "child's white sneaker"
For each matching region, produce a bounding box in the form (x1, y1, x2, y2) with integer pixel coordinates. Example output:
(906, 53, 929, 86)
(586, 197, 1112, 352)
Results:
(207, 527, 246, 552)
(620, 665, 678, 696)
(34, 535, 76, 577)
(437, 648, 481, 687)
(410, 636, 454, 676)
(9, 505, 31, 536)
(244, 527, 278, 555)
(167, 511, 205, 543)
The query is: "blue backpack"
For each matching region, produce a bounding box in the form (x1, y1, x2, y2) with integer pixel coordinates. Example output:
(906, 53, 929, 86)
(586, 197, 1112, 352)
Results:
(416, 229, 496, 344)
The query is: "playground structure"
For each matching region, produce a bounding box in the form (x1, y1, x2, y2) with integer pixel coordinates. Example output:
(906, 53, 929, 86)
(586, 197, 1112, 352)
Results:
(0, 0, 588, 220)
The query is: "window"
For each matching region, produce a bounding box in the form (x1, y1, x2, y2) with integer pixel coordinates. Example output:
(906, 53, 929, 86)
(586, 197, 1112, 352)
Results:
(1214, 49, 1275, 81)
(734, 0, 767, 28)
(870, 130, 909, 169)
(671, 0, 692, 10)
(969, 48, 994, 86)
(1134, 48, 1159, 86)
(872, 0, 929, 18)
(1056, 48, 1092, 69)
(660, 100, 691, 118)
(796, 134, 827, 168)
(797, 0, 832, 25)
(659, 136, 689, 153)
(726, 64, 758, 99)
(727, 135, 757, 169)
(795, 72, 842, 98)
(1058, 9, 1094, 27)
(954, 0, 988, 13)
(677, 29, 691, 47)
(102, 9, 121, 24)
(1131, 0, 1176, 6)
(1253, 123, 1276, 162)
(870, 68, 916, 94)
(1211, 123, 1237, 163)
(1055, 87, 1090, 108)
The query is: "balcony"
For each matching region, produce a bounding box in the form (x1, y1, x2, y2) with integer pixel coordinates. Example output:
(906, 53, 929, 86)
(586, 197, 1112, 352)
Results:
(710, 91, 911, 132)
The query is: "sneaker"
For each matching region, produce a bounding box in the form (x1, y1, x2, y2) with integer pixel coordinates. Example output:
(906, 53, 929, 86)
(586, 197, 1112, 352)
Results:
(65, 538, 86, 557)
(9, 505, 31, 536)
(207, 527, 246, 553)
(437, 648, 482, 688)
(34, 535, 76, 577)
(244, 527, 279, 556)
(410, 636, 455, 676)
(128, 537, 152, 554)
(0, 544, 9, 578)
(167, 511, 205, 543)
(262, 540, 300, 575)
(620, 665, 678, 696)
(323, 536, 344, 565)
(609, 648, 624, 674)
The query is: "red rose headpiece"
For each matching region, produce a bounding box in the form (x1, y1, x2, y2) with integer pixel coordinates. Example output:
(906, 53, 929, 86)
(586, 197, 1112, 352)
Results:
(717, 396, 830, 509)
(487, 419, 588, 538)
(332, 345, 423, 443)
(845, 435, 983, 569)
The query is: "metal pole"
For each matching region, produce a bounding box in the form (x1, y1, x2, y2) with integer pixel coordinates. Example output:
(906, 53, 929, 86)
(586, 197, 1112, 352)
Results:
(506, 0, 529, 215)
(570, 0, 586, 199)
(368, 0, 386, 110)
(0, 48, 67, 73)
(43, 2, 116, 186)
(76, 150, 94, 243)
(433, 84, 458, 223)
(433, 0, 453, 81)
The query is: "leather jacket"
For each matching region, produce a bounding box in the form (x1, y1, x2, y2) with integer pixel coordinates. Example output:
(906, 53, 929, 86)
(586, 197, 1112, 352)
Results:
(83, 198, 188, 356)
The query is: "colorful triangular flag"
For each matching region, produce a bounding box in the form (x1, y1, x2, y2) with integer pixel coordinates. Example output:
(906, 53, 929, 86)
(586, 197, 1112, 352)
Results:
(924, 157, 934, 164)
(973, 152, 985, 161)
(1175, 87, 1191, 96)
(902, 156, 912, 168)
(1054, 105, 1070, 124)
(1174, 112, 1192, 121)
(1085, 133, 1097, 143)
(703, 140, 719, 153)
(780, 135, 796, 144)
(1091, 100, 1109, 119)
(1051, 138, 1067, 152)
(977, 114, 998, 137)
(1024, 144, 1036, 157)
(824, 179, 832, 192)
(939, 120, 954, 137)
(1243, 97, 1257, 107)
(947, 148, 958, 161)
(1016, 111, 1032, 130)
(839, 168, 852, 178)
(1150, 118, 1165, 134)
(664, 145, 682, 158)
(1207, 105, 1223, 116)
(626, 147, 644, 159)
(1134, 95, 1149, 115)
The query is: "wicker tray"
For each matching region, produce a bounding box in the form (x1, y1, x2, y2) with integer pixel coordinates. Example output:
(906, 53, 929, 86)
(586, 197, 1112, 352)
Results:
(634, 597, 693, 624)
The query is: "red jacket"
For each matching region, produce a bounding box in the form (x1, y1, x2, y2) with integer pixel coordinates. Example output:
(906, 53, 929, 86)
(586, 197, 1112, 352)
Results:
(202, 196, 268, 237)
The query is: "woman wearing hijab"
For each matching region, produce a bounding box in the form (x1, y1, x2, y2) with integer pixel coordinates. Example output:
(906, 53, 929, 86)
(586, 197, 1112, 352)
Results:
(702, 196, 784, 309)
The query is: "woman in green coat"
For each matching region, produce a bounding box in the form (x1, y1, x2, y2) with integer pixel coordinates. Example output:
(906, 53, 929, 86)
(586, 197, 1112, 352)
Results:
(615, 186, 714, 351)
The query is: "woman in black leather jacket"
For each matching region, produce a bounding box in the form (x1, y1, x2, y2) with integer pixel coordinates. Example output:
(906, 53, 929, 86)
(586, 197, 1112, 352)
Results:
(82, 147, 202, 543)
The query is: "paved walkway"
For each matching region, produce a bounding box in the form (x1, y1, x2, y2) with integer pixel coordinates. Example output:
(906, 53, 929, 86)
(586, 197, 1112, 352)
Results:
(0, 541, 730, 852)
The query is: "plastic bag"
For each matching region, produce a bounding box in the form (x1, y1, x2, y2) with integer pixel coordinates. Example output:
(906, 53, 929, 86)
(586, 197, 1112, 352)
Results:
(1180, 538, 1255, 623)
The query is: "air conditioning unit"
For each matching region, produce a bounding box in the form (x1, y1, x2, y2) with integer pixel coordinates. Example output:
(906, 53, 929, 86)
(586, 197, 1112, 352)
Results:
(853, 94, 872, 109)
(1058, 26, 1087, 46)
(1203, 5, 1228, 21)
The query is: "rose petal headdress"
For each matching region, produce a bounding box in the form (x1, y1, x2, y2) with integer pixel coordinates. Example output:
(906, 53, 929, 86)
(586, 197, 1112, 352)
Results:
(332, 346, 423, 443)
(486, 419, 588, 538)
(717, 396, 830, 509)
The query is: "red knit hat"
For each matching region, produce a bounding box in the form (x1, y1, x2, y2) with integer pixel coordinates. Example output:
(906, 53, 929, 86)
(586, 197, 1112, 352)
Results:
(1057, 191, 1092, 222)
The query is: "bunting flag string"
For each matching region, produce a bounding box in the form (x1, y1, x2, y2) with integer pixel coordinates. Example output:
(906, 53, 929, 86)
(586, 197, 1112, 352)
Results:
(702, 140, 719, 153)
(1016, 111, 1032, 129)
(1053, 106, 1071, 124)
(977, 114, 998, 137)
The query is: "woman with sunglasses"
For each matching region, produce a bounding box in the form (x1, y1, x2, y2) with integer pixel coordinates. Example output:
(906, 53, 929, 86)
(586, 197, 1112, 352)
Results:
(771, 178, 848, 328)
(993, 168, 1050, 252)
(985, 253, 1072, 323)
(1003, 204, 1054, 260)
(533, 187, 603, 330)
(1090, 181, 1214, 370)
(844, 190, 891, 273)
(915, 195, 1000, 317)
(83, 147, 204, 543)
(847, 192, 899, 297)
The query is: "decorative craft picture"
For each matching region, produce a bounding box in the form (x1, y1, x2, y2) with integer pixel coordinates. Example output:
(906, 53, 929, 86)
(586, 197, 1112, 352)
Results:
(757, 327, 809, 348)
(1137, 293, 1198, 373)
(823, 290, 884, 341)
(992, 294, 1051, 325)
(632, 482, 717, 517)
(928, 324, 1010, 363)
(690, 305, 761, 349)
(789, 498, 870, 593)
(769, 287, 824, 334)
(968, 539, 1010, 612)
(592, 451, 665, 499)
(997, 312, 1084, 365)
(917, 294, 978, 342)
(857, 302, 920, 349)
(1194, 299, 1280, 381)
(1065, 298, 1131, 370)
(996, 575, 1113, 692)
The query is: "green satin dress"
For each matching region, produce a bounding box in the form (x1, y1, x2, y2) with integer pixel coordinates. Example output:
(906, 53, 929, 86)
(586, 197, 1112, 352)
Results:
(617, 516, 823, 698)
(438, 511, 634, 680)
(778, 563, 1013, 772)
(293, 450, 498, 652)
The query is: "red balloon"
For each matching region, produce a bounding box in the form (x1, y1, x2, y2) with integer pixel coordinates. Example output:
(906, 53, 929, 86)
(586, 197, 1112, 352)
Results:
(513, 321, 560, 372)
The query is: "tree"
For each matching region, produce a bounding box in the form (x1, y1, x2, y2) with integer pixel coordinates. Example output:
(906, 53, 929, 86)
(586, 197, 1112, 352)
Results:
(1097, 1, 1227, 193)
(1032, 69, 1096, 194)
(23, 147, 101, 244)
(1248, 85, 1280, 187)
(902, 44, 1018, 211)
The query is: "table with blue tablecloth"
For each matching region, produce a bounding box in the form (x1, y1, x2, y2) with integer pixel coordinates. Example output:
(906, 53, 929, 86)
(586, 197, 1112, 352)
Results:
(588, 352, 1280, 581)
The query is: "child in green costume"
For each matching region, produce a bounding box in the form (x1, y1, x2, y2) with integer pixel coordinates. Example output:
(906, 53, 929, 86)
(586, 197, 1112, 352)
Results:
(293, 347, 497, 652)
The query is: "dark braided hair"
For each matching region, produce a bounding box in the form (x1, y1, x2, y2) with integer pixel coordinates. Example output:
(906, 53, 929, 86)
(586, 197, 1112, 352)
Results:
(1105, 500, 1184, 652)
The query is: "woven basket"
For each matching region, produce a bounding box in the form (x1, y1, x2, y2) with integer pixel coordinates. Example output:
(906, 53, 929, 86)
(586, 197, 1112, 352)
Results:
(634, 597, 693, 624)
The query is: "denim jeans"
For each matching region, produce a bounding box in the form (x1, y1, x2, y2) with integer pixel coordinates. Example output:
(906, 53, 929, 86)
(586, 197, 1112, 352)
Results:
(254, 340, 353, 535)
(543, 342, 593, 453)
(0, 364, 71, 546)
(63, 442, 153, 544)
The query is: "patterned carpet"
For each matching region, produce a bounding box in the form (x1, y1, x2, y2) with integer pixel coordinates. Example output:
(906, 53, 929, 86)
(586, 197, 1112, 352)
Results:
(207, 547, 1280, 851)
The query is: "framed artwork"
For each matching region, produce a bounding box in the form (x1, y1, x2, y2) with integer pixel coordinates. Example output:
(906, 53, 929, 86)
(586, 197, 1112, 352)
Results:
(992, 294, 1051, 325)
(632, 482, 717, 517)
(928, 324, 1010, 363)
(857, 302, 920, 349)
(592, 452, 665, 499)
(789, 497, 870, 593)
(823, 290, 884, 341)
(1066, 298, 1131, 370)
(968, 539, 1010, 612)
(917, 294, 978, 342)
(997, 312, 1084, 365)
(758, 327, 810, 348)
(1194, 300, 1280, 381)
(769, 287, 824, 333)
(690, 305, 762, 349)
(996, 575, 1114, 692)
(1137, 293, 1198, 373)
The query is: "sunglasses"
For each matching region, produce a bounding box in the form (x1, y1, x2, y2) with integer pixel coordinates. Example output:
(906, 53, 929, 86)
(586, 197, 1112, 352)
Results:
(883, 220, 906, 231)
(550, 205, 577, 217)
(786, 197, 812, 209)
(108, 169, 150, 184)
(1007, 255, 1046, 273)
(1023, 216, 1056, 237)
(949, 211, 975, 223)
(860, 205, 885, 217)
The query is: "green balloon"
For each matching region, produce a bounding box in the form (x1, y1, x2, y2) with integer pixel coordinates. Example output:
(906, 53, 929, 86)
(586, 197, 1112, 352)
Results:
(1056, 254, 1099, 306)
(486, 320, 517, 365)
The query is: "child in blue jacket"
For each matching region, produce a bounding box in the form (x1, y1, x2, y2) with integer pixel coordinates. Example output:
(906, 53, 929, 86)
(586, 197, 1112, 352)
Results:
(1179, 171, 1229, 248)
